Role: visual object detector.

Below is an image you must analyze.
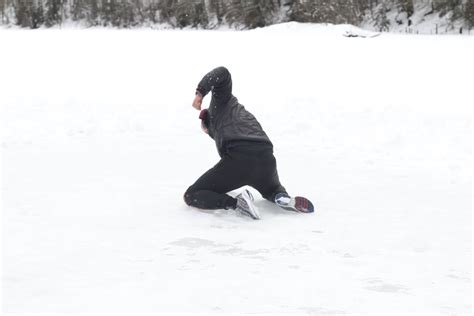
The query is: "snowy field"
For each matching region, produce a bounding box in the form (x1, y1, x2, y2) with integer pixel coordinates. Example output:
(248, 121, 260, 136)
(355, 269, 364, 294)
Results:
(1, 23, 472, 315)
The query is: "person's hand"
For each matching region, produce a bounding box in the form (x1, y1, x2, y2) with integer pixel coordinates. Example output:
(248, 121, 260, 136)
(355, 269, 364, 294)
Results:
(192, 93, 203, 110)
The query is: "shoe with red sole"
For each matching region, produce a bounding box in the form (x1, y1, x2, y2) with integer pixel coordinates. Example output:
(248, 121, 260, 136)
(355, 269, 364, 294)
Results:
(275, 193, 314, 213)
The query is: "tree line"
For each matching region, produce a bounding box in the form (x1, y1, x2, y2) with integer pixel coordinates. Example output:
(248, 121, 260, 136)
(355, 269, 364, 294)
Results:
(0, 0, 472, 30)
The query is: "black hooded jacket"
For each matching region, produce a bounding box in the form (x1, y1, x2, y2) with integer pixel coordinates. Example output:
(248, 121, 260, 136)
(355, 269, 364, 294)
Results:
(196, 67, 272, 157)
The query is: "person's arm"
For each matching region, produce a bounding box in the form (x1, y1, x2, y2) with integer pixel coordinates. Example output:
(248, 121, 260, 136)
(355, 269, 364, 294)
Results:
(192, 66, 232, 110)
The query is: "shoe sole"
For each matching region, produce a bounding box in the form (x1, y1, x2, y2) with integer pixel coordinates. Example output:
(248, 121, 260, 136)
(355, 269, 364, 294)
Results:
(276, 196, 314, 213)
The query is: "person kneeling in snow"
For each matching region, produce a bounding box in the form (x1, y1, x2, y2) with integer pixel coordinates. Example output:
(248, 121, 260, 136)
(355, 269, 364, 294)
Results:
(183, 66, 314, 219)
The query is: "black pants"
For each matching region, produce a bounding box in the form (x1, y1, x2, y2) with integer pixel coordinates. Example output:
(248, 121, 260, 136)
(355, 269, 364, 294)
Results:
(184, 142, 287, 210)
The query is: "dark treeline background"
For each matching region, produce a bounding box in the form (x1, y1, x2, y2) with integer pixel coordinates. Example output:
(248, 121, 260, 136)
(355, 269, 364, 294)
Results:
(0, 0, 472, 30)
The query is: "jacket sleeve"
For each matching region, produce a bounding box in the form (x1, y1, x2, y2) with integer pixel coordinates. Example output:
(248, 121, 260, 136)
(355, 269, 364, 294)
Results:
(196, 67, 233, 102)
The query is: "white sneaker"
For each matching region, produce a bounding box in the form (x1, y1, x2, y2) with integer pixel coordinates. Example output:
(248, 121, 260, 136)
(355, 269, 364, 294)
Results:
(235, 189, 260, 220)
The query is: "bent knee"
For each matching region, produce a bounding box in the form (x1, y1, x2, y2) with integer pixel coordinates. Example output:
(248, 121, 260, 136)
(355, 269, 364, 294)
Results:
(183, 187, 195, 206)
(183, 192, 191, 205)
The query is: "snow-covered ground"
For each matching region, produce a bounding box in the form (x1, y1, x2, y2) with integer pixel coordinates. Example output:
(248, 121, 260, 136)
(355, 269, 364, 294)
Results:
(1, 23, 472, 315)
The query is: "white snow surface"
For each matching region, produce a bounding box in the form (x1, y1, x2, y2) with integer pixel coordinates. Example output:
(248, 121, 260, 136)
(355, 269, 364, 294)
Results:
(1, 23, 472, 315)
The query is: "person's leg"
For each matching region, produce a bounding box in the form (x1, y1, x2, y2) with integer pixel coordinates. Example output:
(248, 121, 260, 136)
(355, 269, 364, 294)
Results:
(184, 156, 247, 210)
(252, 153, 315, 213)
(251, 154, 288, 203)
